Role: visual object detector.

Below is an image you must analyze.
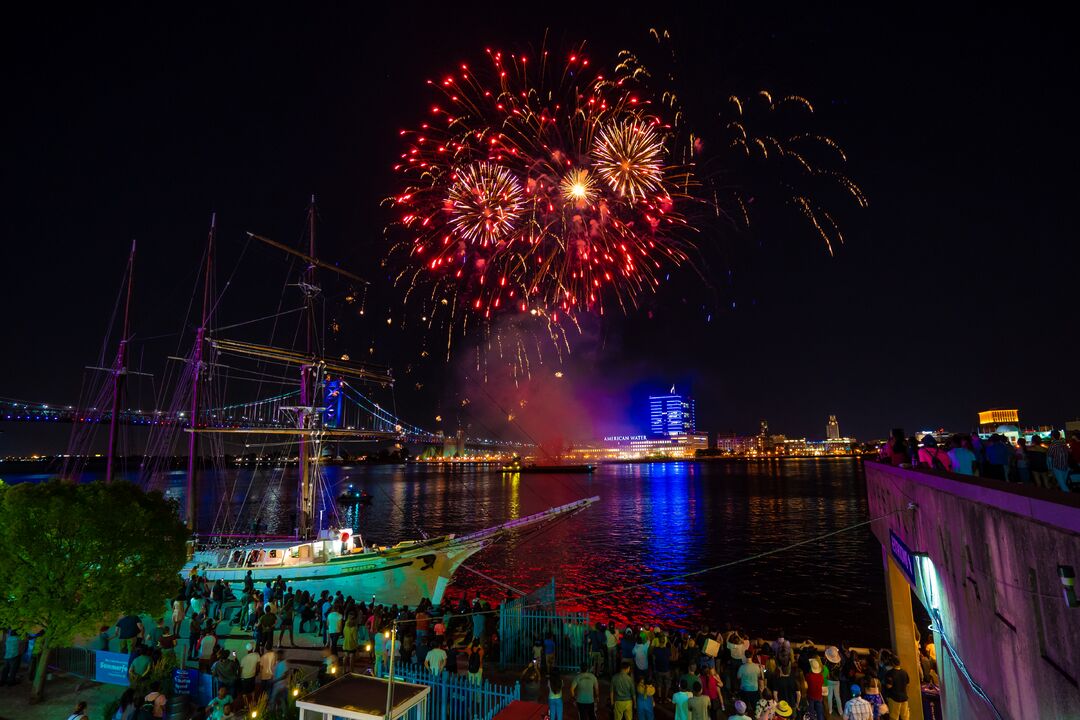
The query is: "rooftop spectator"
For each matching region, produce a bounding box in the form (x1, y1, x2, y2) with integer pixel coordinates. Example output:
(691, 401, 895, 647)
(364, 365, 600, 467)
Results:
(916, 435, 952, 473)
(946, 435, 977, 476)
(1047, 430, 1073, 492)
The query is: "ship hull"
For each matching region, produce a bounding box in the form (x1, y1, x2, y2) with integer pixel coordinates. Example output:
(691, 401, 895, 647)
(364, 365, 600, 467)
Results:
(186, 496, 598, 607)
(190, 537, 488, 607)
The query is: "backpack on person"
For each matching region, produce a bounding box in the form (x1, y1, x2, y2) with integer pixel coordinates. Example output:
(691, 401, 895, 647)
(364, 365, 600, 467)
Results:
(468, 650, 482, 673)
(927, 449, 948, 471)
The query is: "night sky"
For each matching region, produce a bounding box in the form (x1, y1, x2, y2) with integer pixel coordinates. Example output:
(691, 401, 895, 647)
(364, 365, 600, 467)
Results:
(2, 4, 1076, 453)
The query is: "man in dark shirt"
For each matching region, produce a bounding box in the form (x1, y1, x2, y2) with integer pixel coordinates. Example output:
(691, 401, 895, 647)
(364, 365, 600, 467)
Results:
(884, 659, 911, 720)
(210, 580, 226, 620)
(114, 614, 143, 653)
(588, 623, 606, 675)
(652, 637, 673, 701)
(188, 613, 204, 660)
(767, 662, 799, 710)
(257, 608, 277, 654)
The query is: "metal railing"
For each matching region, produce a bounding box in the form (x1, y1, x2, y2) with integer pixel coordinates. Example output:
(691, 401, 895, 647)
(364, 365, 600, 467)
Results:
(383, 662, 521, 720)
(47, 646, 97, 679)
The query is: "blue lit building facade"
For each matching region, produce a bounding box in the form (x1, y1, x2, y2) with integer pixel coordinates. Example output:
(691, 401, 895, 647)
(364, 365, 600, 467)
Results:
(649, 392, 695, 437)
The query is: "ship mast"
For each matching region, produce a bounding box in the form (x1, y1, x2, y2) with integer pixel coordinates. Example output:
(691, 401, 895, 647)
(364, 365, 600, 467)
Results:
(187, 213, 215, 532)
(298, 195, 318, 539)
(104, 239, 136, 483)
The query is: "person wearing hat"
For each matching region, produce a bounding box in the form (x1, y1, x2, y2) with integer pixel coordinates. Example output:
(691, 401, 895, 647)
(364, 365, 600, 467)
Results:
(917, 434, 953, 472)
(806, 657, 826, 720)
(726, 699, 749, 720)
(824, 645, 843, 716)
(842, 684, 872, 720)
(774, 701, 794, 718)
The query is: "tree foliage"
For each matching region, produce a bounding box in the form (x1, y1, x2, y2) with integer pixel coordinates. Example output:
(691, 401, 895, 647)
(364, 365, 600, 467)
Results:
(0, 480, 189, 699)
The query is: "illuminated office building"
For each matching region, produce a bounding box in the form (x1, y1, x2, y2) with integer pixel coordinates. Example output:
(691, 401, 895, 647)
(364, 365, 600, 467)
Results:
(649, 391, 696, 437)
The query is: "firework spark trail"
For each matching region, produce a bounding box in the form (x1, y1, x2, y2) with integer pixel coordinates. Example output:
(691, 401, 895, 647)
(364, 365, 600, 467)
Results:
(389, 42, 698, 343)
(386, 35, 865, 371)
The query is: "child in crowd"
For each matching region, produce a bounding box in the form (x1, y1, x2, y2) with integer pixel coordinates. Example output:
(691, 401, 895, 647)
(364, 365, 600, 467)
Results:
(862, 677, 887, 719)
(636, 680, 655, 720)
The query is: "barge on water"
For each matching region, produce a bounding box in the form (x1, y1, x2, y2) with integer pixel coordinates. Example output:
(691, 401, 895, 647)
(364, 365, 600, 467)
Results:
(499, 462, 596, 474)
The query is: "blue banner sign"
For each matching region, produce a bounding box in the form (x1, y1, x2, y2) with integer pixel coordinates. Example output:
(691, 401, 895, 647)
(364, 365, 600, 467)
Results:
(889, 530, 917, 586)
(173, 668, 199, 696)
(94, 650, 130, 686)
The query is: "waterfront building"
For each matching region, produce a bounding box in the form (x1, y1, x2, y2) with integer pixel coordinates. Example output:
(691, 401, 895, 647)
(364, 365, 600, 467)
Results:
(782, 437, 808, 454)
(767, 434, 787, 451)
(977, 408, 1019, 433)
(715, 433, 758, 454)
(648, 390, 696, 437)
(617, 433, 708, 459)
(564, 433, 709, 461)
(977, 408, 1021, 442)
(827, 414, 840, 440)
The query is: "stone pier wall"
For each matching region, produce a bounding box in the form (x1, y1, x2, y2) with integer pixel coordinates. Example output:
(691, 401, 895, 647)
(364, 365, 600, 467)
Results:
(864, 462, 1080, 719)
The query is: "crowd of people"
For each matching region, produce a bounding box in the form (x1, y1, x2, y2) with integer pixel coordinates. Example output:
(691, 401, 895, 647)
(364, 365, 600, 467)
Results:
(74, 567, 505, 719)
(880, 427, 1080, 492)
(11, 554, 941, 720)
(548, 626, 931, 720)
(7, 580, 936, 720)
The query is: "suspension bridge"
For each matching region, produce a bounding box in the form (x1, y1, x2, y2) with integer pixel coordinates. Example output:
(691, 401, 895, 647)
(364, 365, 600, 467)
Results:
(0, 387, 529, 453)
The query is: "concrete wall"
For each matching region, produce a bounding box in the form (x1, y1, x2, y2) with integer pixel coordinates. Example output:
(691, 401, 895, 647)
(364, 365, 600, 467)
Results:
(864, 462, 1080, 719)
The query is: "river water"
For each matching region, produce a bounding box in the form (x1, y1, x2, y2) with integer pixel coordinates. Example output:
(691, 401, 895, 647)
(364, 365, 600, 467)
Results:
(7, 458, 890, 647)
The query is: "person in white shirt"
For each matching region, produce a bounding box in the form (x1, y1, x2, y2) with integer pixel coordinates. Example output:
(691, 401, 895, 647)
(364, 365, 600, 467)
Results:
(239, 644, 260, 707)
(425, 639, 448, 675)
(258, 647, 277, 694)
(326, 606, 344, 652)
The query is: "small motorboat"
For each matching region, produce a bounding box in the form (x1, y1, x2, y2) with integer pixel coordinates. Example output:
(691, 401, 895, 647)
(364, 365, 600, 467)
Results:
(337, 485, 374, 506)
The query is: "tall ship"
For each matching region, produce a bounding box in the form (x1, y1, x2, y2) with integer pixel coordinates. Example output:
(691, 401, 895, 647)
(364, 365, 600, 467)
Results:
(66, 198, 597, 606)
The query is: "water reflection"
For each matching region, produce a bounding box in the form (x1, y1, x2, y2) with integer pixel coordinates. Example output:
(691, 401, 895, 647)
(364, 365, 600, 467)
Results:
(149, 458, 885, 645)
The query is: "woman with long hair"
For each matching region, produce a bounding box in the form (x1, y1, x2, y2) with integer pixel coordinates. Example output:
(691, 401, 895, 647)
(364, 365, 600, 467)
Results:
(113, 688, 137, 720)
(548, 673, 564, 720)
(342, 613, 359, 673)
